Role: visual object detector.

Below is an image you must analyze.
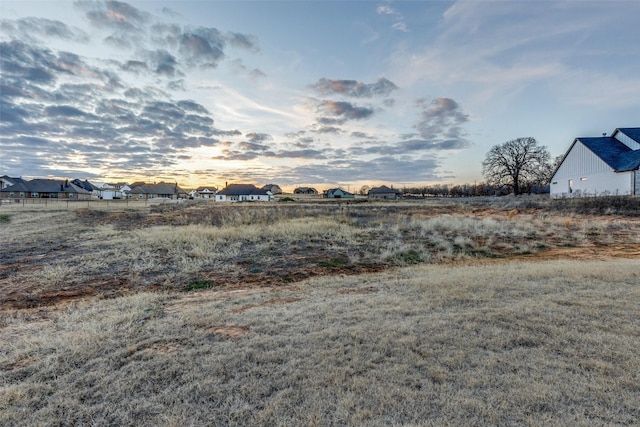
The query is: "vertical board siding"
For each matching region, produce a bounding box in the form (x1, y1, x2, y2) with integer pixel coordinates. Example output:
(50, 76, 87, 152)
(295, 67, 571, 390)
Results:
(615, 131, 640, 150)
(550, 141, 633, 198)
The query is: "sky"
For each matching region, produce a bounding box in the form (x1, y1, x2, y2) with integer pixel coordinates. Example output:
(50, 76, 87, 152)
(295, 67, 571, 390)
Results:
(1, 0, 639, 191)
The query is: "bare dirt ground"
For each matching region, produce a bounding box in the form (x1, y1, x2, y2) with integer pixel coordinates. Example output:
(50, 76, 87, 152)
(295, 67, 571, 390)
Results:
(1, 201, 639, 312)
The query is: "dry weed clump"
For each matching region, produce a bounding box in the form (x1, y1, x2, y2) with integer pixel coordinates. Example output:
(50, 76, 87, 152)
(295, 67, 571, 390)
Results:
(1, 259, 638, 425)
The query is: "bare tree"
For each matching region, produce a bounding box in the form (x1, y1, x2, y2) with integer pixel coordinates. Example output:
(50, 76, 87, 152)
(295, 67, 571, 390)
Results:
(359, 185, 371, 195)
(482, 137, 551, 195)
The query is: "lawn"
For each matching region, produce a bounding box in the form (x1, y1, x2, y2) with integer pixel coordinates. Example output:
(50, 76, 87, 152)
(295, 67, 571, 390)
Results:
(1, 198, 639, 425)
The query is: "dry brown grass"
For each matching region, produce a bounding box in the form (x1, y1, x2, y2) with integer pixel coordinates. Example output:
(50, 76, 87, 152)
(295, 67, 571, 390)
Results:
(1, 198, 640, 424)
(1, 259, 638, 425)
(2, 198, 640, 310)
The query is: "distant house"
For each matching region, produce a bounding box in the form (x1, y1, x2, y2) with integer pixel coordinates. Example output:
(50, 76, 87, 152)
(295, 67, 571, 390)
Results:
(368, 185, 403, 199)
(98, 182, 131, 199)
(550, 128, 640, 198)
(129, 182, 187, 200)
(216, 184, 272, 202)
(262, 184, 282, 195)
(1, 176, 26, 190)
(0, 179, 91, 200)
(190, 186, 218, 199)
(71, 179, 101, 198)
(293, 187, 318, 195)
(323, 188, 355, 199)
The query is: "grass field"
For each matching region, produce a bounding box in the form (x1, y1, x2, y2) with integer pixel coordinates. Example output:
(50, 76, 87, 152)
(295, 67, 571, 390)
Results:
(1, 197, 639, 425)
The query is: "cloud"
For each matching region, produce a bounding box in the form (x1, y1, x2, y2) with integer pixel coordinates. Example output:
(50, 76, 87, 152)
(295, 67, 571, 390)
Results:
(77, 0, 150, 32)
(376, 5, 409, 32)
(310, 77, 398, 98)
(312, 126, 342, 134)
(287, 156, 442, 183)
(316, 100, 374, 124)
(245, 132, 273, 143)
(227, 32, 260, 52)
(0, 17, 89, 43)
(412, 97, 470, 149)
(178, 31, 224, 67)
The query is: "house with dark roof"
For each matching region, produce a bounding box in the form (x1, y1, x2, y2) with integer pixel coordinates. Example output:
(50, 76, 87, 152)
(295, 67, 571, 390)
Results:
(261, 184, 282, 195)
(1, 176, 26, 190)
(129, 182, 187, 200)
(71, 179, 101, 198)
(323, 188, 355, 199)
(550, 128, 640, 198)
(368, 185, 403, 199)
(0, 179, 91, 200)
(293, 187, 318, 195)
(215, 184, 272, 202)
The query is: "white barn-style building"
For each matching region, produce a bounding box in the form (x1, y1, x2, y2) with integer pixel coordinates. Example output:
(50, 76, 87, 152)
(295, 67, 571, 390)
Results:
(550, 128, 640, 198)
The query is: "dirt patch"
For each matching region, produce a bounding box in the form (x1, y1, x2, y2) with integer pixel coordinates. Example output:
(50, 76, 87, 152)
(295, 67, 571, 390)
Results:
(512, 243, 640, 262)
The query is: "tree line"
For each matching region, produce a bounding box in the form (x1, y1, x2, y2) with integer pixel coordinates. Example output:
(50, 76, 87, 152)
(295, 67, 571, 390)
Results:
(360, 137, 558, 198)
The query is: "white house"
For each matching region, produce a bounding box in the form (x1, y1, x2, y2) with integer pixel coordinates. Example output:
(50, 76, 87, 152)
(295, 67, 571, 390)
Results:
(550, 128, 640, 198)
(190, 186, 217, 199)
(215, 184, 272, 202)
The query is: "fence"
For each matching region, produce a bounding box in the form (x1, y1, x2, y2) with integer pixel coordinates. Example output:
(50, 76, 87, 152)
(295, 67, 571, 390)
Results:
(0, 198, 187, 211)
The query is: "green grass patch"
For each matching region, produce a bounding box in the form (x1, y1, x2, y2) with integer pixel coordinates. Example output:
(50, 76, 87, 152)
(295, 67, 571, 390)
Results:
(0, 214, 10, 224)
(392, 250, 422, 265)
(318, 258, 349, 268)
(184, 279, 216, 292)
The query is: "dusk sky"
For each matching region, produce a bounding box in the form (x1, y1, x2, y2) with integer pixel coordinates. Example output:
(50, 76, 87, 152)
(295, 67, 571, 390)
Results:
(1, 1, 639, 190)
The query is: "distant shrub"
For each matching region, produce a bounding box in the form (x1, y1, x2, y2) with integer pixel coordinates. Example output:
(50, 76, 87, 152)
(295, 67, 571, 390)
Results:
(279, 197, 295, 202)
(392, 250, 422, 265)
(318, 258, 350, 268)
(551, 196, 640, 216)
(184, 279, 216, 291)
(0, 214, 10, 224)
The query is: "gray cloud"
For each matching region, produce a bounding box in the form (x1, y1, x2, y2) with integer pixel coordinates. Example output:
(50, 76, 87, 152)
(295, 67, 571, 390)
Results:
(246, 132, 272, 143)
(0, 17, 89, 43)
(77, 0, 150, 32)
(312, 126, 342, 134)
(412, 97, 470, 150)
(286, 156, 441, 183)
(316, 100, 374, 125)
(227, 32, 259, 52)
(310, 77, 398, 98)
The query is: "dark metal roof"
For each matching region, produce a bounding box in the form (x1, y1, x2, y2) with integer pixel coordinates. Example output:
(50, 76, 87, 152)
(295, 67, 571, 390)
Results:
(368, 185, 401, 194)
(129, 182, 185, 194)
(577, 137, 632, 170)
(217, 184, 269, 196)
(617, 128, 640, 143)
(578, 129, 640, 172)
(0, 179, 91, 193)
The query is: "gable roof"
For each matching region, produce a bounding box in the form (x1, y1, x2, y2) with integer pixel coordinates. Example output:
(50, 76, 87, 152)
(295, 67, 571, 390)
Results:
(72, 179, 101, 192)
(129, 182, 185, 195)
(1, 176, 26, 186)
(553, 128, 640, 178)
(325, 188, 354, 196)
(616, 128, 640, 143)
(577, 137, 632, 170)
(217, 184, 269, 196)
(0, 179, 91, 194)
(369, 185, 401, 194)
